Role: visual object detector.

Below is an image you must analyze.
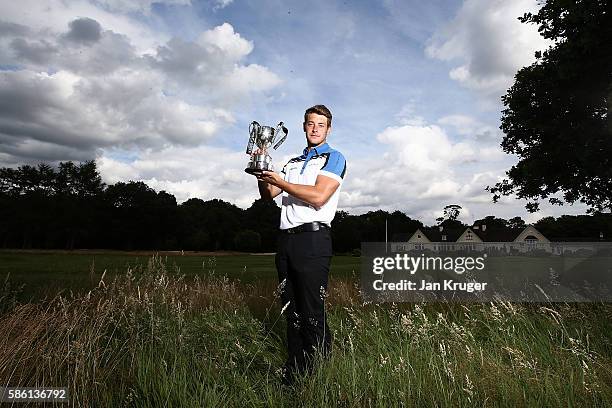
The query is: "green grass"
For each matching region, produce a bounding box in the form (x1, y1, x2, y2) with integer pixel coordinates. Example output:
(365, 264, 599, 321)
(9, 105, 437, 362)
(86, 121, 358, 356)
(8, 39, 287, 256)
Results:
(0, 250, 360, 301)
(0, 253, 611, 407)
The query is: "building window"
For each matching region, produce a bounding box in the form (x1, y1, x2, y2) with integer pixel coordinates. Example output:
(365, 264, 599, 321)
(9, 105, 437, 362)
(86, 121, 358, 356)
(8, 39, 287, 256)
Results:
(525, 235, 538, 250)
(466, 231, 473, 241)
(442, 235, 447, 241)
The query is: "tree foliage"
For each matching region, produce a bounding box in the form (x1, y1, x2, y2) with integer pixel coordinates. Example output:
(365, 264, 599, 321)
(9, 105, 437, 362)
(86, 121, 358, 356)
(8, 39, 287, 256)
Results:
(489, 0, 612, 212)
(436, 204, 462, 224)
(535, 212, 612, 241)
(234, 230, 262, 252)
(473, 215, 511, 230)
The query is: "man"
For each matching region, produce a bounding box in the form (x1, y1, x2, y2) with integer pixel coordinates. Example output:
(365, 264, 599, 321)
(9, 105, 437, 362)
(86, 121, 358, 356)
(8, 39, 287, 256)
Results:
(255, 104, 347, 384)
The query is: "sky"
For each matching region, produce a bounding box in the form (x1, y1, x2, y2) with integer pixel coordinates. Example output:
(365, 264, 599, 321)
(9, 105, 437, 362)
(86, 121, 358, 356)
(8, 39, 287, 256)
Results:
(0, 0, 591, 226)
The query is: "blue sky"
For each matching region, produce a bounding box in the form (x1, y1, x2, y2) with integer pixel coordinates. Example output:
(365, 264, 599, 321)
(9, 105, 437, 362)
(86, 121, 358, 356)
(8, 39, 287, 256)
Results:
(0, 0, 590, 225)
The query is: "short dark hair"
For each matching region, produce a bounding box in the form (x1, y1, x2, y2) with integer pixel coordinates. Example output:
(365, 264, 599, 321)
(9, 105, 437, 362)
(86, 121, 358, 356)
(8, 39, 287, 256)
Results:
(304, 104, 332, 127)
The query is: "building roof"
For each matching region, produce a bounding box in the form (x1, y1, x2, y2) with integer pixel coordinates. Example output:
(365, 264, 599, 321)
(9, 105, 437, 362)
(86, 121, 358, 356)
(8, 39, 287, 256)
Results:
(390, 232, 412, 242)
(421, 226, 464, 242)
(471, 227, 522, 242)
(392, 224, 550, 243)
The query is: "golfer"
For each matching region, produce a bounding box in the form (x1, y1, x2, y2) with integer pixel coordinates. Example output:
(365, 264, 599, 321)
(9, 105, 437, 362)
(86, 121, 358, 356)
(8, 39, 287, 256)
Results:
(255, 104, 347, 384)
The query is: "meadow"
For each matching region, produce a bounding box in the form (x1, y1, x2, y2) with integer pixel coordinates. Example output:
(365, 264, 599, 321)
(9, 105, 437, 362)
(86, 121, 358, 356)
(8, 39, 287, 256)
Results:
(0, 251, 611, 407)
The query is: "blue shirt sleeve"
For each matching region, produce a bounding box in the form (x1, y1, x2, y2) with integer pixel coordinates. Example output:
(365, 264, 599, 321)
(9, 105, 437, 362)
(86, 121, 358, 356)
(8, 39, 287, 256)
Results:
(320, 151, 346, 181)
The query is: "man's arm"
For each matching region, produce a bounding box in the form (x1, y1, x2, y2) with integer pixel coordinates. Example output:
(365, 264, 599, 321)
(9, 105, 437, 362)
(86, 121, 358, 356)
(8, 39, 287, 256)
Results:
(257, 171, 340, 209)
(258, 179, 282, 200)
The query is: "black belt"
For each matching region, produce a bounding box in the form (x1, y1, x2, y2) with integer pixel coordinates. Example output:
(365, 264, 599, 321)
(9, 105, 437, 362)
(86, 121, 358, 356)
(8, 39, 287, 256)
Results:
(282, 222, 330, 234)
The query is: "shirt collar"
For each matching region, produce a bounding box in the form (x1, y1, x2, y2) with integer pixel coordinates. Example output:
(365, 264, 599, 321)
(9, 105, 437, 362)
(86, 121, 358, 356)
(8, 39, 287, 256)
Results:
(302, 142, 330, 158)
(299, 142, 331, 174)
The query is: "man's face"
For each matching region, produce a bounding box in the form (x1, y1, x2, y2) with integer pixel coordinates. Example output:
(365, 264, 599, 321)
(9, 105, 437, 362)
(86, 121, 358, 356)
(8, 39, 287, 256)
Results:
(303, 113, 331, 147)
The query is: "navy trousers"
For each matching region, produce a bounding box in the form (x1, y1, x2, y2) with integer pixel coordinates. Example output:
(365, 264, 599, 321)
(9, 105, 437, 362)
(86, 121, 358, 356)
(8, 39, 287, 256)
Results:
(275, 228, 333, 373)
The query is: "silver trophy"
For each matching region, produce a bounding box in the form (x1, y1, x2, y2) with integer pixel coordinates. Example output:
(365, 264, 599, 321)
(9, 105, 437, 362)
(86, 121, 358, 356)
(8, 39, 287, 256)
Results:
(245, 121, 288, 175)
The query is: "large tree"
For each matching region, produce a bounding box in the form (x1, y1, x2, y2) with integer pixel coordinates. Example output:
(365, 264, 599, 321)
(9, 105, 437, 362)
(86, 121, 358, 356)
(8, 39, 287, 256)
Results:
(436, 204, 462, 224)
(488, 0, 612, 212)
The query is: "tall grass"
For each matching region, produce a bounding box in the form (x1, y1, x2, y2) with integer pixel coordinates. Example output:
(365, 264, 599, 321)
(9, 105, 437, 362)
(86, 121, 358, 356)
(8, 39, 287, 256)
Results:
(0, 255, 610, 407)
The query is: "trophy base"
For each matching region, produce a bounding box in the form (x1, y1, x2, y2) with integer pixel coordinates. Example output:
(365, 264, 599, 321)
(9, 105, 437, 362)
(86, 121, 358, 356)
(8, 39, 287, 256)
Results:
(245, 167, 265, 175)
(246, 154, 273, 175)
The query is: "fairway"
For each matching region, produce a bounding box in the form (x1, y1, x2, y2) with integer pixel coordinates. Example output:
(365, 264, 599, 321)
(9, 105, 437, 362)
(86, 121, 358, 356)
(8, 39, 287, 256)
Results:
(0, 250, 360, 301)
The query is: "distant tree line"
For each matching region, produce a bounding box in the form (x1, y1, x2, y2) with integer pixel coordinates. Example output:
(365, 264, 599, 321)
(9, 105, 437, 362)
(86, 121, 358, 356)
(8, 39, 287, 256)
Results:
(1, 161, 610, 252)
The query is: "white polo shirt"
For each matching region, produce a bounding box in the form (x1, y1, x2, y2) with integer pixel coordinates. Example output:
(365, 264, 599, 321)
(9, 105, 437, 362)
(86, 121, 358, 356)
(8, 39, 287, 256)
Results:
(279, 142, 347, 230)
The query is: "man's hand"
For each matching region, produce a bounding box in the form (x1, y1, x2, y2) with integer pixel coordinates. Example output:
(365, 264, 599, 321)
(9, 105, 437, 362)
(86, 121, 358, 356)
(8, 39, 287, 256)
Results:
(256, 170, 283, 186)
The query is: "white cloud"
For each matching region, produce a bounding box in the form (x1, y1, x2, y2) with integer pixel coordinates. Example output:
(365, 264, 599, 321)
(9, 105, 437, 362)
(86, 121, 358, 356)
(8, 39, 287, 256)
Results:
(425, 0, 551, 104)
(0, 68, 232, 160)
(9, 25, 138, 76)
(394, 103, 426, 126)
(0, 0, 171, 53)
(334, 114, 574, 224)
(438, 114, 491, 137)
(146, 23, 282, 99)
(212, 0, 234, 11)
(225, 64, 283, 95)
(0, 5, 281, 166)
(97, 144, 260, 207)
(93, 0, 191, 15)
(376, 124, 477, 172)
(458, 172, 501, 202)
(197, 22, 252, 61)
(418, 180, 462, 199)
(339, 190, 382, 209)
(336, 122, 481, 220)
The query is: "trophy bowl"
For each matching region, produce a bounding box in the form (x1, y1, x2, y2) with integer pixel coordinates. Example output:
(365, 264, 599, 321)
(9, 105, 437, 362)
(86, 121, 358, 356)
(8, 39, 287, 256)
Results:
(245, 121, 288, 175)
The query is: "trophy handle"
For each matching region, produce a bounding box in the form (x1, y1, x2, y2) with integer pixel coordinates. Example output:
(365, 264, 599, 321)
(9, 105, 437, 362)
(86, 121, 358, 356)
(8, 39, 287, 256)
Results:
(272, 122, 288, 150)
(246, 121, 261, 154)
